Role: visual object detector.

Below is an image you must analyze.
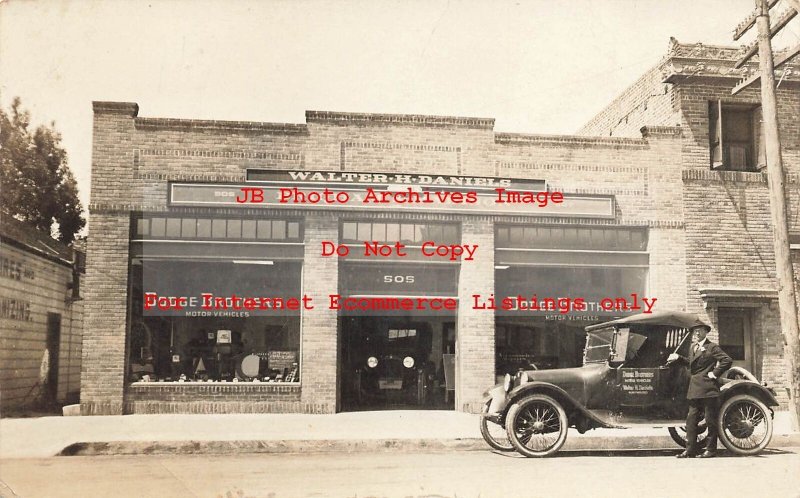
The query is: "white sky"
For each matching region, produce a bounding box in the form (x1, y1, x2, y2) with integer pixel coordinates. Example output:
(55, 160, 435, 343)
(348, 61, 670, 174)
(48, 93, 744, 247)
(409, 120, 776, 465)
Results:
(2, 0, 797, 212)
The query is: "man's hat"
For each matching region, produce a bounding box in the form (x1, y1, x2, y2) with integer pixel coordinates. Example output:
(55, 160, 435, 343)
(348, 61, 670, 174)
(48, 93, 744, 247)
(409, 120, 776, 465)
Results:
(690, 323, 711, 331)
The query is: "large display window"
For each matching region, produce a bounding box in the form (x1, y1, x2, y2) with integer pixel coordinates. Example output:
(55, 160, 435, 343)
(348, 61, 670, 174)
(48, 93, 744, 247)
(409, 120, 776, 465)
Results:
(128, 214, 304, 384)
(129, 313, 301, 383)
(494, 225, 649, 377)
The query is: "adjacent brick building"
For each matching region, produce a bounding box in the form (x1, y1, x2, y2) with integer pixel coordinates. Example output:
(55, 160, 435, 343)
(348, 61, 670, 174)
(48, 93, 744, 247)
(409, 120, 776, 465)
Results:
(82, 39, 797, 415)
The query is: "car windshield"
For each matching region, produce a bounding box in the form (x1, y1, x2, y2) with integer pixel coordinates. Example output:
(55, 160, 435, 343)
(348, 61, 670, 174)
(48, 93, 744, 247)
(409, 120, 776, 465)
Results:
(584, 328, 614, 364)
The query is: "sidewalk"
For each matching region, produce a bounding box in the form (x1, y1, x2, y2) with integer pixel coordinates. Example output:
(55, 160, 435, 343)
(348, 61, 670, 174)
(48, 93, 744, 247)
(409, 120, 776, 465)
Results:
(1, 410, 798, 458)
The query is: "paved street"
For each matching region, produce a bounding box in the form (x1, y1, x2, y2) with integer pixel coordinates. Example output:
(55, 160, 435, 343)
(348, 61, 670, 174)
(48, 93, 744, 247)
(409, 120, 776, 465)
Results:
(1, 448, 799, 498)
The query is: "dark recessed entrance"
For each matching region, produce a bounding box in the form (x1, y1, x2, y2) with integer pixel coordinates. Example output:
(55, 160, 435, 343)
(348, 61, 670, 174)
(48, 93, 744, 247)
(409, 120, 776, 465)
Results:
(340, 315, 455, 411)
(336, 220, 461, 412)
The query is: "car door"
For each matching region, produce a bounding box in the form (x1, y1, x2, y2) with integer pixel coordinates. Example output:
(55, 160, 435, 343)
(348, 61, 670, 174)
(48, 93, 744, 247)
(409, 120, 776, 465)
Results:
(615, 326, 691, 422)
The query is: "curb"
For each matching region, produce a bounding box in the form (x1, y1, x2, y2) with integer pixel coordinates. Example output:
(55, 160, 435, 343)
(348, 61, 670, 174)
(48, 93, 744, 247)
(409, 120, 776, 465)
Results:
(57, 433, 800, 456)
(59, 439, 487, 456)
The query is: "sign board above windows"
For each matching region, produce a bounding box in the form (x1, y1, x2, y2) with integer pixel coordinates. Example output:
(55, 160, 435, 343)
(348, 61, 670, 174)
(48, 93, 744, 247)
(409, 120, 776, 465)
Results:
(339, 262, 458, 297)
(245, 169, 546, 191)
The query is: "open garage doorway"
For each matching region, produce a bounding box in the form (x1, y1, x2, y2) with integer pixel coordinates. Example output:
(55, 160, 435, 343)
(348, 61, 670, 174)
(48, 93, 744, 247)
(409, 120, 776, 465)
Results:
(340, 315, 456, 411)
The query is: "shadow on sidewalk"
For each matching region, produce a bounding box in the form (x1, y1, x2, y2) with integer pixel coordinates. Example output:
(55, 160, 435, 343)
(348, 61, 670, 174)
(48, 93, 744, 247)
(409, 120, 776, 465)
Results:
(489, 447, 796, 458)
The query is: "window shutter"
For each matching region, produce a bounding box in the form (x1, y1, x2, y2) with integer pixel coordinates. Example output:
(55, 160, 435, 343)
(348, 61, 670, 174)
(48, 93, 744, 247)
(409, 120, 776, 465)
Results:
(754, 106, 766, 170)
(709, 100, 724, 169)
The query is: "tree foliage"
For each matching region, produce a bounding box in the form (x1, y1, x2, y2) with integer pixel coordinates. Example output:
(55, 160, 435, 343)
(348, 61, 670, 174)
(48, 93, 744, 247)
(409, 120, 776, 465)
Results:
(0, 97, 85, 244)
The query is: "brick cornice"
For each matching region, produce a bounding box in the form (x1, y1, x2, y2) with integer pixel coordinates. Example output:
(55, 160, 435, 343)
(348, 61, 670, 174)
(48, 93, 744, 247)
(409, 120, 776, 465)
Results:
(639, 125, 682, 138)
(660, 41, 800, 86)
(306, 110, 494, 129)
(93, 101, 139, 117)
(667, 42, 743, 61)
(134, 117, 308, 135)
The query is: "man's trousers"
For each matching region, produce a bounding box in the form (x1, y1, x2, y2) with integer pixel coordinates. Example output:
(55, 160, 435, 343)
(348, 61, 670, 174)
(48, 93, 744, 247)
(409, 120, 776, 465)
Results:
(686, 396, 720, 453)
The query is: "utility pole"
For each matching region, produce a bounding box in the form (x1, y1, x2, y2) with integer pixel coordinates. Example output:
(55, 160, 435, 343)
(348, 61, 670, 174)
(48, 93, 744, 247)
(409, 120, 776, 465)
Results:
(734, 0, 800, 429)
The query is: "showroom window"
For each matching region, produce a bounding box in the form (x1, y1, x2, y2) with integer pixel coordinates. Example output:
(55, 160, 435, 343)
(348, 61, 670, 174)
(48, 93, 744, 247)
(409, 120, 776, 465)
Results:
(128, 214, 304, 385)
(494, 224, 649, 376)
(129, 260, 302, 384)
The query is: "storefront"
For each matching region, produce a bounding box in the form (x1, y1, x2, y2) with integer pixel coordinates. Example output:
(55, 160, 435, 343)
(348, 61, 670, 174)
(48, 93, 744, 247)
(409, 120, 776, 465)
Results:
(98, 159, 628, 414)
(85, 46, 800, 415)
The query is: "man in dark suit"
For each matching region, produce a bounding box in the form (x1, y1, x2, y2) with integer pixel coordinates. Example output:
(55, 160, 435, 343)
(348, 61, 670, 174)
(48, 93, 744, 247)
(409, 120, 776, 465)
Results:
(667, 323, 733, 458)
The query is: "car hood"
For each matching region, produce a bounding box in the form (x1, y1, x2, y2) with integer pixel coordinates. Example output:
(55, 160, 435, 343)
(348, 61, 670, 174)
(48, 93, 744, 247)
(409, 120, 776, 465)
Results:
(518, 363, 610, 404)
(522, 362, 604, 382)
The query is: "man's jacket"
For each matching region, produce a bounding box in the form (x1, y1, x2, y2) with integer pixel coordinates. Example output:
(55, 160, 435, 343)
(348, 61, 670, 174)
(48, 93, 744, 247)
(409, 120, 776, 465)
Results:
(677, 341, 733, 399)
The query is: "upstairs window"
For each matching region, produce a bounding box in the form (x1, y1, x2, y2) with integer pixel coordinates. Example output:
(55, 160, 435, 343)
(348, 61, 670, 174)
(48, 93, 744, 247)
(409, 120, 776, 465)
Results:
(709, 101, 764, 172)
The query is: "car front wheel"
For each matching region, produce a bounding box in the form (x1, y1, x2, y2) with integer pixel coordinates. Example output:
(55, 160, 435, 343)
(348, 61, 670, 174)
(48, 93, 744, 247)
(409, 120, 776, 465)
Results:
(506, 394, 568, 457)
(718, 394, 773, 456)
(479, 400, 514, 451)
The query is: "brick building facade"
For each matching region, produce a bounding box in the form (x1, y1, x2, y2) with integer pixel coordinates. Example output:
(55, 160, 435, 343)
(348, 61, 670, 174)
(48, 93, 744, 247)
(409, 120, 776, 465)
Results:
(82, 40, 797, 415)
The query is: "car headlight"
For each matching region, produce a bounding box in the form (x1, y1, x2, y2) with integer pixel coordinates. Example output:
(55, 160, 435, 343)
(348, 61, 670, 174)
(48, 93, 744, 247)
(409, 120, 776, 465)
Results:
(503, 373, 512, 393)
(367, 356, 378, 368)
(516, 371, 530, 385)
(403, 356, 415, 368)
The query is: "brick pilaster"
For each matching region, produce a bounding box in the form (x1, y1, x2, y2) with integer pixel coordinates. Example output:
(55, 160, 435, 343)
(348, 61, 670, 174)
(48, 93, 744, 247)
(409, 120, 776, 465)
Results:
(299, 213, 339, 413)
(81, 103, 138, 415)
(456, 218, 495, 413)
(80, 212, 131, 414)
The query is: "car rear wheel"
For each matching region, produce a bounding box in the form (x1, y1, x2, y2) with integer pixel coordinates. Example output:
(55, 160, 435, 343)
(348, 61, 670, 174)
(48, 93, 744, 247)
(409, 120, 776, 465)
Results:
(479, 400, 514, 451)
(718, 394, 773, 456)
(506, 394, 568, 457)
(667, 422, 708, 449)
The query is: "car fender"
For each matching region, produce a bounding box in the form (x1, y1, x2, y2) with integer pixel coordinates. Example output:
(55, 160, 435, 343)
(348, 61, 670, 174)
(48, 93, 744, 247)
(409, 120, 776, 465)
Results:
(720, 379, 780, 407)
(506, 381, 621, 430)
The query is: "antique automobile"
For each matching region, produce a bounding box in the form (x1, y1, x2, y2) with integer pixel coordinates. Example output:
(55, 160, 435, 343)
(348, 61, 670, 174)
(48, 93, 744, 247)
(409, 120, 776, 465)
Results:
(359, 354, 423, 403)
(353, 326, 434, 407)
(480, 311, 779, 457)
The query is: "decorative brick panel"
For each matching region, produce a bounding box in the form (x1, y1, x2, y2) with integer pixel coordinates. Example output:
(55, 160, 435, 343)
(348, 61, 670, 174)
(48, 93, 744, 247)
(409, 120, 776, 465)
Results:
(341, 142, 461, 175)
(126, 384, 302, 414)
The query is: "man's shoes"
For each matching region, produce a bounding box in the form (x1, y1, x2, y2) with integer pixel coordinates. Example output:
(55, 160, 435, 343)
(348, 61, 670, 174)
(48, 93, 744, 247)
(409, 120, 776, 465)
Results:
(697, 450, 716, 458)
(676, 450, 696, 458)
